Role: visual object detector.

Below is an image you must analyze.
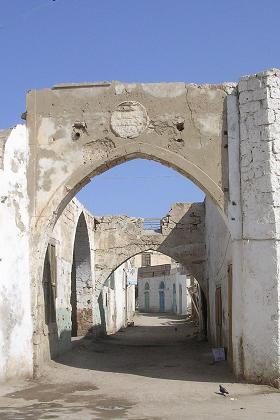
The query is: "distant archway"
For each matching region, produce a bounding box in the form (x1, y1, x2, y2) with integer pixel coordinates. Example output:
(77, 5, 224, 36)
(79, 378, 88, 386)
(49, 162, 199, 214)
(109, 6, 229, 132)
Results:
(70, 212, 93, 337)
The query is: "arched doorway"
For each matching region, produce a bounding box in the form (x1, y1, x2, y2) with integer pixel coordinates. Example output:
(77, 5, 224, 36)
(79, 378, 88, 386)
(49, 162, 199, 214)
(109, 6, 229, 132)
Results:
(42, 243, 58, 358)
(70, 212, 93, 337)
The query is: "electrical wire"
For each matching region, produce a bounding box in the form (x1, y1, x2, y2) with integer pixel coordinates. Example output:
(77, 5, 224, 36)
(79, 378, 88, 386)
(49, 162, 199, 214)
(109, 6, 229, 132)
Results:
(0, 0, 61, 31)
(93, 175, 184, 180)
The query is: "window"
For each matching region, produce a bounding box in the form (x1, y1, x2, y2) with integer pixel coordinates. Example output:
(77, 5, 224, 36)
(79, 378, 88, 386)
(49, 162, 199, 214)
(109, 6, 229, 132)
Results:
(142, 252, 151, 267)
(159, 281, 165, 289)
(145, 282, 150, 290)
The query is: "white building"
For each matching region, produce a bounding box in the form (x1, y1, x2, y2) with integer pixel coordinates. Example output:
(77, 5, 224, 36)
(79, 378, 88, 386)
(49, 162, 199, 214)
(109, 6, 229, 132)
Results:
(137, 258, 191, 315)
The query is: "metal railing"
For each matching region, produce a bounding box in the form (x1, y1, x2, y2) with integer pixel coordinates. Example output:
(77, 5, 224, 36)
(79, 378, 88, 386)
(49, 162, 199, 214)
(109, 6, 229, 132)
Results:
(143, 218, 161, 231)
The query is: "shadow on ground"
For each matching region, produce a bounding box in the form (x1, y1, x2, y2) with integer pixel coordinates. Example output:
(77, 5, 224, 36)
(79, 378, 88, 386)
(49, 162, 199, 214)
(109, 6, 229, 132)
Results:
(0, 383, 135, 420)
(56, 313, 233, 383)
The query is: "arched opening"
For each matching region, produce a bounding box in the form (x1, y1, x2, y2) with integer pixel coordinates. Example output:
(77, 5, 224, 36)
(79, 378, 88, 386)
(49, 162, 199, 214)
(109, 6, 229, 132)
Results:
(42, 243, 58, 359)
(92, 250, 206, 362)
(34, 155, 232, 382)
(70, 212, 93, 338)
(36, 145, 227, 239)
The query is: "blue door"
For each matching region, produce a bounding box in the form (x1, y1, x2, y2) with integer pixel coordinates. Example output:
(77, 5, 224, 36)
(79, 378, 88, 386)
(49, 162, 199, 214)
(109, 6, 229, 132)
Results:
(159, 291, 165, 312)
(179, 284, 183, 314)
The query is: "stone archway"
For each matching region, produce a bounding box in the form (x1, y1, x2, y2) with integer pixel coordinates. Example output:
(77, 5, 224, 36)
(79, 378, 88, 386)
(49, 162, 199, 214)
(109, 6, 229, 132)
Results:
(93, 202, 206, 297)
(23, 72, 280, 387)
(27, 81, 230, 376)
(27, 81, 229, 235)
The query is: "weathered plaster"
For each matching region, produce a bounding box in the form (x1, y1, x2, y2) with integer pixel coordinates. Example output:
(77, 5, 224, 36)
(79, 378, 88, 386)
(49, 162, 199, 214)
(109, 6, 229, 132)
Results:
(1, 70, 280, 388)
(0, 125, 33, 381)
(234, 69, 280, 386)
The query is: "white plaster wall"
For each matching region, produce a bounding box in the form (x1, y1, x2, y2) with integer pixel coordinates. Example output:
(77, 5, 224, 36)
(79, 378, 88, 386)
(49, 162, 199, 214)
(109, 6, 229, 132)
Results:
(114, 265, 126, 332)
(172, 270, 190, 315)
(233, 69, 280, 385)
(101, 261, 135, 334)
(138, 274, 172, 312)
(126, 284, 135, 322)
(138, 269, 190, 315)
(0, 125, 33, 381)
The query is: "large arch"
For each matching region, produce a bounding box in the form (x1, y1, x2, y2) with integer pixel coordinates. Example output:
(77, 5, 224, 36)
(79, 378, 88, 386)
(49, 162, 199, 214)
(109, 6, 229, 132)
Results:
(27, 81, 229, 237)
(27, 81, 229, 378)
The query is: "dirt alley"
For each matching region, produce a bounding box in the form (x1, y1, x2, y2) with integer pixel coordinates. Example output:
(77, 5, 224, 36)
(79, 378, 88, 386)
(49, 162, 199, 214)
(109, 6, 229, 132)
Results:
(0, 313, 279, 419)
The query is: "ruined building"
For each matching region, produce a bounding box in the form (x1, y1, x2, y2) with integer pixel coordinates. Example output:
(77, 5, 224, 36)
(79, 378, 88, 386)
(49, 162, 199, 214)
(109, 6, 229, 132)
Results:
(1, 69, 280, 387)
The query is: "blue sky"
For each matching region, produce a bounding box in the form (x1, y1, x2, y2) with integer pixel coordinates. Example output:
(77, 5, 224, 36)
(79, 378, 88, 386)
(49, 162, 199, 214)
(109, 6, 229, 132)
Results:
(1, 0, 280, 216)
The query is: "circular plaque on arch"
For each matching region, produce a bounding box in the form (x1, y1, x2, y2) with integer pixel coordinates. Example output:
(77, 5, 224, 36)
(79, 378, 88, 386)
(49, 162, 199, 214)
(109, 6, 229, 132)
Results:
(110, 101, 148, 139)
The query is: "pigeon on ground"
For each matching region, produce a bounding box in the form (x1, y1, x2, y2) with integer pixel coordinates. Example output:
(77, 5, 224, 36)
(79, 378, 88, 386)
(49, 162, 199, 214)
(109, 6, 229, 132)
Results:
(219, 385, 229, 395)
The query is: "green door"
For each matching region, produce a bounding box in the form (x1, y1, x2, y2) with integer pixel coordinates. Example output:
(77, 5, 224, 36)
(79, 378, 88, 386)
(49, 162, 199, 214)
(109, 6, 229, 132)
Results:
(159, 291, 165, 312)
(144, 292, 150, 312)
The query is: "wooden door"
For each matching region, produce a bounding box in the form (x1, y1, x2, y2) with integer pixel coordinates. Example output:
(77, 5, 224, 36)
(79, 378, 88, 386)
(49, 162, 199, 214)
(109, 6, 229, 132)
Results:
(215, 286, 222, 346)
(228, 264, 233, 361)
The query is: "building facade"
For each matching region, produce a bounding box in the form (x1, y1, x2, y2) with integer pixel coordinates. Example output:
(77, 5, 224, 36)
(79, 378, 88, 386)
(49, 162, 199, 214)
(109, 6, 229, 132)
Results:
(138, 261, 191, 315)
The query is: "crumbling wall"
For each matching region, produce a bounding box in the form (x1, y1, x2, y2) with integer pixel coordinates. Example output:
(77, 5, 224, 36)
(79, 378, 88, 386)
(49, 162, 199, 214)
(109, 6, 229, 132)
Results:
(0, 125, 33, 382)
(93, 202, 206, 296)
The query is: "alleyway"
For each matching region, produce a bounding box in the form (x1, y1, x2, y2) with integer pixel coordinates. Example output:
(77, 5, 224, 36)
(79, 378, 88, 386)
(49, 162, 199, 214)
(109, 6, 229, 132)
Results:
(0, 314, 279, 419)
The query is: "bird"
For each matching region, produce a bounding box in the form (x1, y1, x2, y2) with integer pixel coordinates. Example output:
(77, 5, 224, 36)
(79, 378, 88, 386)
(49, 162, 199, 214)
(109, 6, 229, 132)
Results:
(219, 385, 229, 396)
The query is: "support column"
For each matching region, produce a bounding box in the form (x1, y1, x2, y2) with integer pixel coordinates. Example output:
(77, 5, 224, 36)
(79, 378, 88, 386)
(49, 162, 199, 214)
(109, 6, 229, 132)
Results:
(234, 69, 280, 386)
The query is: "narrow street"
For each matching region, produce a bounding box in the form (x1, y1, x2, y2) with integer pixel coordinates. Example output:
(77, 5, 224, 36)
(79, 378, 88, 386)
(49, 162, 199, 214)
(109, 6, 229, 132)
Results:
(0, 314, 279, 419)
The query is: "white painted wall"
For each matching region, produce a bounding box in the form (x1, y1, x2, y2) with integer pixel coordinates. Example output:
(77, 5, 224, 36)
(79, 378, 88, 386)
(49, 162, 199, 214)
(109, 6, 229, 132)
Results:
(101, 261, 135, 335)
(172, 269, 191, 316)
(233, 70, 280, 385)
(138, 266, 190, 314)
(0, 125, 33, 381)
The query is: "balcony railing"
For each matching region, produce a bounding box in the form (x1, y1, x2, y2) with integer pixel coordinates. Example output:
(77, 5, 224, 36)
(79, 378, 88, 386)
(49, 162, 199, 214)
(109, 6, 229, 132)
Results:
(143, 218, 161, 231)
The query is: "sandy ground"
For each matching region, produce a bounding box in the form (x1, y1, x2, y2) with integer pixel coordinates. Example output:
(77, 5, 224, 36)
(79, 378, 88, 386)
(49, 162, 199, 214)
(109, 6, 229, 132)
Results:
(0, 313, 279, 419)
